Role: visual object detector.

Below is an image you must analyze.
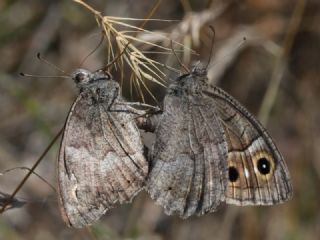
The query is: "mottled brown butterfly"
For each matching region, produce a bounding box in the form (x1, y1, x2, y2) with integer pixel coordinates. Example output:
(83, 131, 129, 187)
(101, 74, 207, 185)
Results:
(58, 69, 148, 227)
(146, 64, 292, 218)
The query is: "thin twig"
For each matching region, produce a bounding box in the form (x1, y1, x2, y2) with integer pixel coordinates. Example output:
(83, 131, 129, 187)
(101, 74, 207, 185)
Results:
(74, 0, 173, 102)
(0, 167, 56, 192)
(0, 127, 63, 213)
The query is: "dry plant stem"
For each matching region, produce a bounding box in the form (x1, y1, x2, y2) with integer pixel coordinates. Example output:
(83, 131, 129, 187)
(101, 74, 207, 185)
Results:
(104, 43, 130, 70)
(106, 0, 163, 64)
(135, 1, 229, 66)
(258, 0, 306, 125)
(0, 127, 64, 213)
(0, 167, 56, 192)
(74, 0, 169, 103)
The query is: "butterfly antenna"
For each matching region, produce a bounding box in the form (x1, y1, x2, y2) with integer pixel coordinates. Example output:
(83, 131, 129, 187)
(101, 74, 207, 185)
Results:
(238, 36, 247, 48)
(37, 53, 67, 75)
(205, 25, 216, 70)
(102, 42, 131, 71)
(102, 0, 162, 72)
(19, 72, 69, 78)
(80, 33, 105, 67)
(170, 41, 190, 73)
(208, 35, 247, 70)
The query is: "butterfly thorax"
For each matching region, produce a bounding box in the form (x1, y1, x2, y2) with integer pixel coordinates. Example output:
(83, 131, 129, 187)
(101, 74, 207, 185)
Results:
(71, 69, 120, 105)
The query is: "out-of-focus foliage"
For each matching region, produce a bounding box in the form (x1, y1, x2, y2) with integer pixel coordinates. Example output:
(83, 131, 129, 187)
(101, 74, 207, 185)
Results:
(0, 0, 319, 239)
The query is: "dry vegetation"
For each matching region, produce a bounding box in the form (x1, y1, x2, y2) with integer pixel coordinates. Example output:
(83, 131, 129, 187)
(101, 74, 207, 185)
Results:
(0, 0, 319, 239)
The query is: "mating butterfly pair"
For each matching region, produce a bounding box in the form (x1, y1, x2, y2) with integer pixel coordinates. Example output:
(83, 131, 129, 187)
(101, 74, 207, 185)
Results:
(58, 66, 292, 228)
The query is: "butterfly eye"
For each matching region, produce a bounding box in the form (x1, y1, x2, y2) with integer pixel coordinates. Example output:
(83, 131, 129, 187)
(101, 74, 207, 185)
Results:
(257, 158, 271, 175)
(96, 88, 100, 94)
(74, 73, 86, 83)
(228, 166, 239, 182)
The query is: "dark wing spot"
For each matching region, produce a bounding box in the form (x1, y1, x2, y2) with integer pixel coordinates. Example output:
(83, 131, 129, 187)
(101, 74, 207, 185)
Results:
(257, 158, 271, 175)
(228, 166, 239, 182)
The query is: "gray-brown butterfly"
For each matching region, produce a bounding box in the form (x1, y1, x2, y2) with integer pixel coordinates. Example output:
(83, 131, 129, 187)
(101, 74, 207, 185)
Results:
(146, 64, 292, 218)
(58, 69, 148, 227)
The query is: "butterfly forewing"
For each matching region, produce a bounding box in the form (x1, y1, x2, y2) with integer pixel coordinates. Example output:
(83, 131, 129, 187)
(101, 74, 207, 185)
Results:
(58, 70, 147, 228)
(147, 74, 228, 218)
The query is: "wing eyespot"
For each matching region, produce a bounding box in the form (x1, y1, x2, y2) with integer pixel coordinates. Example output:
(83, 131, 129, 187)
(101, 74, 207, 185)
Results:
(252, 152, 275, 180)
(228, 166, 239, 182)
(257, 158, 271, 175)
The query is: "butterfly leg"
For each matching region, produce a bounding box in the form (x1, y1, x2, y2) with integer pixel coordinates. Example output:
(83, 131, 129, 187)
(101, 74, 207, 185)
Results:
(116, 102, 161, 111)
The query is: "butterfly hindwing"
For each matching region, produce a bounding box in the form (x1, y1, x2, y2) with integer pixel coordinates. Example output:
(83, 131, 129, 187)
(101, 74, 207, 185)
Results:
(204, 86, 292, 205)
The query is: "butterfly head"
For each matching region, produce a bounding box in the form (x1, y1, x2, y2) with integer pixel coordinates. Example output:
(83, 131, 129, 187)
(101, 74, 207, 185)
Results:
(72, 69, 119, 104)
(169, 64, 208, 96)
(72, 69, 112, 88)
(190, 64, 207, 78)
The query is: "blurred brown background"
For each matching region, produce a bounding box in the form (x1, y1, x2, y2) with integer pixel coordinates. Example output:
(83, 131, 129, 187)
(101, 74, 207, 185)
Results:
(0, 0, 319, 239)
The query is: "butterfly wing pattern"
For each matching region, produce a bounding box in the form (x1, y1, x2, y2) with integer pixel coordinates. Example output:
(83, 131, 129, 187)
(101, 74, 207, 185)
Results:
(204, 86, 292, 205)
(58, 69, 148, 227)
(147, 65, 292, 218)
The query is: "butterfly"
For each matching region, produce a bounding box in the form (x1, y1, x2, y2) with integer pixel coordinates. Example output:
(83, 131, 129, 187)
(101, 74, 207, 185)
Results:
(57, 69, 148, 227)
(145, 64, 292, 218)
